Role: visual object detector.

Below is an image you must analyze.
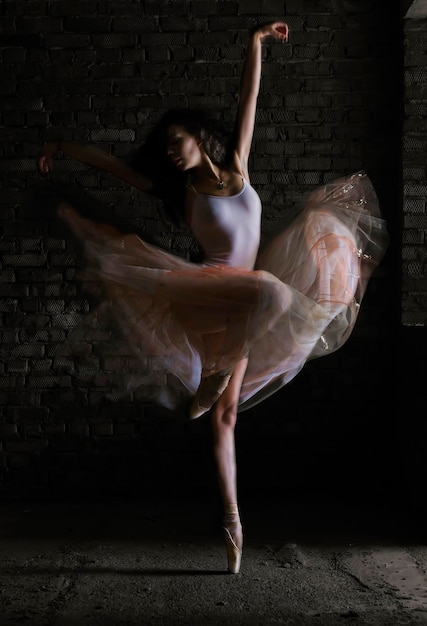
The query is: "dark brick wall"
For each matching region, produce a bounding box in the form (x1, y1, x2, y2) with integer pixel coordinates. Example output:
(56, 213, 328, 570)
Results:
(402, 18, 427, 325)
(1, 1, 405, 500)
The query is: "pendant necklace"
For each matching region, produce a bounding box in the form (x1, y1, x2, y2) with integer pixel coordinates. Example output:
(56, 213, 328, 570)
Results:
(188, 171, 226, 190)
(217, 171, 226, 190)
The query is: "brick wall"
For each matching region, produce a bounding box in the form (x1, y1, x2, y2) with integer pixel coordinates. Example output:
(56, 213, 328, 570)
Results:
(402, 18, 427, 325)
(1, 0, 403, 499)
(399, 14, 427, 505)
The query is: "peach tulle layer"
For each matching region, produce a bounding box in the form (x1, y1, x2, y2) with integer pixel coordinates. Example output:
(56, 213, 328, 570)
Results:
(55, 172, 388, 412)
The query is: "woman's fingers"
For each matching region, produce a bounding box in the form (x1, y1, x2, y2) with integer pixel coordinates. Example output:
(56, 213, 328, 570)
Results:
(274, 22, 289, 41)
(257, 21, 289, 43)
(38, 154, 51, 174)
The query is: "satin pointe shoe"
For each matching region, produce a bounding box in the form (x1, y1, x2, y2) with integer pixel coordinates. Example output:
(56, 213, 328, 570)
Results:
(189, 371, 231, 420)
(222, 504, 243, 574)
(223, 525, 243, 574)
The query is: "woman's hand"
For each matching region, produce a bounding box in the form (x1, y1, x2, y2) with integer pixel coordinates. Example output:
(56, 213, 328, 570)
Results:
(37, 139, 152, 191)
(253, 21, 289, 44)
(37, 140, 62, 174)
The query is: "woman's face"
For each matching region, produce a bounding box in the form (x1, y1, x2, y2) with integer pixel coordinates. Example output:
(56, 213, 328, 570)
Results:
(166, 124, 202, 171)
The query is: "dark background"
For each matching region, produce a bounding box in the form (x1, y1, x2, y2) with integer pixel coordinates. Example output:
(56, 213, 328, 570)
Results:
(0, 1, 424, 507)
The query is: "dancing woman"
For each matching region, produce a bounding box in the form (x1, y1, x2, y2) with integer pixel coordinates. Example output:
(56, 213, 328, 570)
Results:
(38, 21, 388, 574)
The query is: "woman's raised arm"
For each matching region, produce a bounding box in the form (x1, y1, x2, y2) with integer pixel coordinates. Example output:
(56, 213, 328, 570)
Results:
(37, 140, 153, 192)
(232, 21, 289, 179)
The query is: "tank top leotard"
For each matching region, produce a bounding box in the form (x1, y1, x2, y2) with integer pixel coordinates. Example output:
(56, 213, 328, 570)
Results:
(189, 178, 262, 270)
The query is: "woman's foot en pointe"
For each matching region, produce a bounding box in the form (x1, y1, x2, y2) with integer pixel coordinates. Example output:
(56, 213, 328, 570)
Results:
(223, 504, 243, 574)
(223, 525, 242, 574)
(189, 371, 231, 419)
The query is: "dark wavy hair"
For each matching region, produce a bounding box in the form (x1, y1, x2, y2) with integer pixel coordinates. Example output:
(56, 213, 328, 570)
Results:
(130, 109, 231, 221)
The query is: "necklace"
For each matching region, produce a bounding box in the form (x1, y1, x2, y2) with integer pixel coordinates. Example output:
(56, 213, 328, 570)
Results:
(216, 172, 226, 190)
(188, 171, 226, 190)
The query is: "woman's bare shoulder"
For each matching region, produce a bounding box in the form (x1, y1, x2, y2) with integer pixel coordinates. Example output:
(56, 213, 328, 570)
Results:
(229, 151, 250, 183)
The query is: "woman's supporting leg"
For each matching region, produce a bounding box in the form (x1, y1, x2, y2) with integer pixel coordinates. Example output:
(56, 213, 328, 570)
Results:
(210, 357, 248, 574)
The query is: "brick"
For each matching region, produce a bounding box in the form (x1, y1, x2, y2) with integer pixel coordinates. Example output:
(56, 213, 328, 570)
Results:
(93, 423, 114, 436)
(7, 360, 28, 374)
(91, 33, 138, 48)
(1, 33, 43, 47)
(22, 424, 43, 437)
(44, 95, 92, 111)
(114, 17, 158, 32)
(27, 374, 71, 388)
(7, 454, 31, 469)
(114, 422, 136, 436)
(45, 423, 67, 436)
(92, 95, 140, 110)
(147, 47, 170, 62)
(144, 0, 188, 17)
(3, 97, 44, 111)
(16, 17, 62, 33)
(0, 424, 18, 438)
(64, 16, 112, 32)
(90, 128, 136, 142)
(70, 423, 90, 437)
(31, 359, 54, 372)
(45, 33, 90, 48)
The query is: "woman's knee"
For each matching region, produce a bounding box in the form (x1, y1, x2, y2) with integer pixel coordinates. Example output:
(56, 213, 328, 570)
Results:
(211, 404, 237, 432)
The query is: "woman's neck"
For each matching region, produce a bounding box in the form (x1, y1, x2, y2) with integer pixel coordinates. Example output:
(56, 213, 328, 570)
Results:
(191, 159, 225, 189)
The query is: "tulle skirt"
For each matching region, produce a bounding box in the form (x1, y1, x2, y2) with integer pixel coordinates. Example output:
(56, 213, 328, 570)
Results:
(55, 172, 388, 412)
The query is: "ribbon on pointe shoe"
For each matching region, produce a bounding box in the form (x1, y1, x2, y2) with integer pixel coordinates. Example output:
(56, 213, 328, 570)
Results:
(223, 503, 243, 574)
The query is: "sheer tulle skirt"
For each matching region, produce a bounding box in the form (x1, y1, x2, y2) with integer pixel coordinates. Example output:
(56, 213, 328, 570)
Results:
(55, 172, 388, 412)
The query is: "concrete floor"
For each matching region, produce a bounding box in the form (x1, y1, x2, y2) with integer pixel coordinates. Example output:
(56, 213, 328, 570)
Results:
(0, 495, 426, 626)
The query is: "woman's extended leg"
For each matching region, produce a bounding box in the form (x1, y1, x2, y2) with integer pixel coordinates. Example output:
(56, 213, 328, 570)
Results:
(210, 357, 248, 574)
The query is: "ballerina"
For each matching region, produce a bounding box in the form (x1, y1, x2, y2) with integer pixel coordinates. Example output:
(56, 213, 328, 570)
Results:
(38, 20, 388, 575)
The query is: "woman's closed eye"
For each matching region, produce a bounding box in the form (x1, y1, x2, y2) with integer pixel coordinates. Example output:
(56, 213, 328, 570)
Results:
(168, 137, 181, 148)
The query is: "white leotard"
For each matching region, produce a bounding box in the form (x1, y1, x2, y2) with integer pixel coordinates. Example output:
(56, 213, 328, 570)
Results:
(189, 178, 262, 270)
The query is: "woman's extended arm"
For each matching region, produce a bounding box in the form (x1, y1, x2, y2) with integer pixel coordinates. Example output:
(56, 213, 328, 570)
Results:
(37, 140, 153, 192)
(232, 21, 289, 179)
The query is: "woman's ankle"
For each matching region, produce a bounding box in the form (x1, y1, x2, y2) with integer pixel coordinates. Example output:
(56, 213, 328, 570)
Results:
(223, 502, 240, 525)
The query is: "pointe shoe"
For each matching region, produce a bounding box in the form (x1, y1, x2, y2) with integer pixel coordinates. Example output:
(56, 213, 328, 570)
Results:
(223, 525, 243, 574)
(189, 371, 231, 419)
